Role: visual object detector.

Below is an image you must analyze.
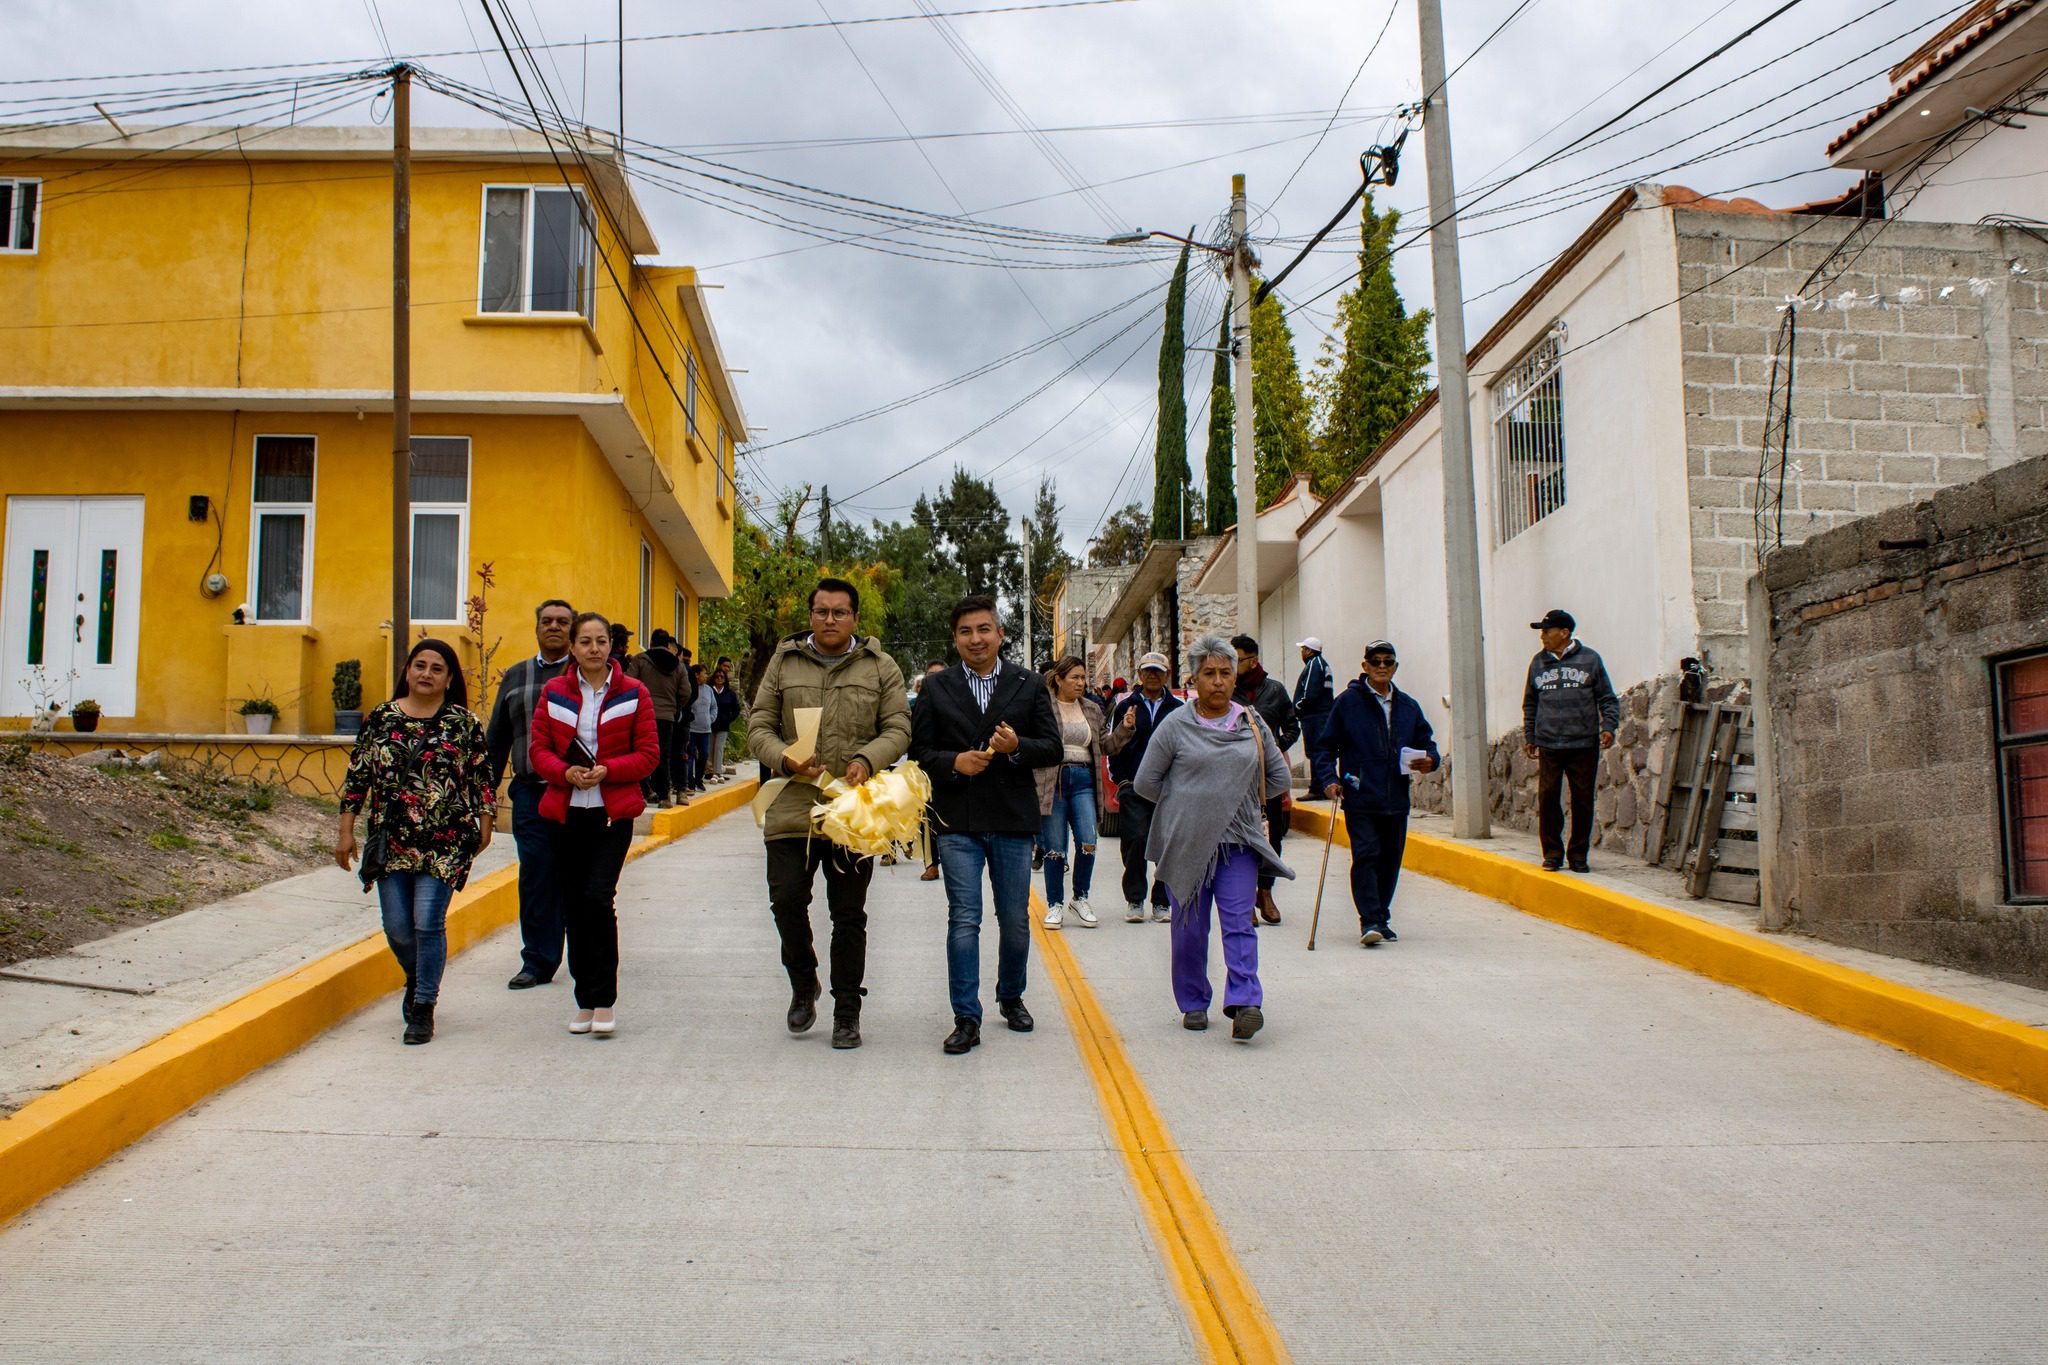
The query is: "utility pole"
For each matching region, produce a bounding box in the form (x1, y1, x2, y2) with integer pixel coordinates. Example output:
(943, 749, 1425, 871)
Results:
(1416, 0, 1490, 839)
(1020, 519, 1033, 671)
(1229, 173, 1258, 641)
(390, 63, 412, 694)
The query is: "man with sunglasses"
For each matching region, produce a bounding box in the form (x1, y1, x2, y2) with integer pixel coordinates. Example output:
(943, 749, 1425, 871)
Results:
(1309, 640, 1438, 948)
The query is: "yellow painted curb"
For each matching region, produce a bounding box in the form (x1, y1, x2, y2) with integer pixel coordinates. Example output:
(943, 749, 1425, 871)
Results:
(1031, 894, 1291, 1365)
(0, 779, 758, 1226)
(1292, 805, 2048, 1110)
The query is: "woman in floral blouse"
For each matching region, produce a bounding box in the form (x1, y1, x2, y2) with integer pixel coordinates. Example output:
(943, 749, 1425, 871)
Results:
(337, 638, 495, 1046)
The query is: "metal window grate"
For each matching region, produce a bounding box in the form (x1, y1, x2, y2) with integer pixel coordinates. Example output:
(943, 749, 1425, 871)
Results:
(1489, 325, 1567, 544)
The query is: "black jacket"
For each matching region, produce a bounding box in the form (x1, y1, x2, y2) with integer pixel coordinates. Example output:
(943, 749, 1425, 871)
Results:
(909, 662, 1062, 836)
(1292, 651, 1334, 716)
(1310, 678, 1438, 815)
(1233, 669, 1301, 753)
(484, 653, 572, 786)
(1522, 640, 1621, 749)
(1103, 689, 1185, 786)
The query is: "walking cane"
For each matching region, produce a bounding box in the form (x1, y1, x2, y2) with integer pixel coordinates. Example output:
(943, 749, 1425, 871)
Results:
(1306, 809, 1336, 951)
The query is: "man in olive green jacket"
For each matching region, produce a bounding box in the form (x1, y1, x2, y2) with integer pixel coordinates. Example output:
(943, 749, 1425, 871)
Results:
(747, 577, 911, 1050)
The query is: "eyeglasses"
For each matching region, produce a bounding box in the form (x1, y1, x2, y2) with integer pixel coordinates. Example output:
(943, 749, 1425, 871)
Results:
(810, 607, 855, 621)
(1365, 656, 1396, 668)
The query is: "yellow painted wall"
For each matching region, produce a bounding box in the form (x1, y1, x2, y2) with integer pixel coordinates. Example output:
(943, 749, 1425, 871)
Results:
(0, 408, 697, 731)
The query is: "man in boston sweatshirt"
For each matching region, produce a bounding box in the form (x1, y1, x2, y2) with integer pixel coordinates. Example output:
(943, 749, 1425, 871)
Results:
(1521, 609, 1620, 873)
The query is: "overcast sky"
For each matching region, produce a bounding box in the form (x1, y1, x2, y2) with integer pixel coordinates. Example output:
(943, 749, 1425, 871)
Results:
(5, 0, 1970, 555)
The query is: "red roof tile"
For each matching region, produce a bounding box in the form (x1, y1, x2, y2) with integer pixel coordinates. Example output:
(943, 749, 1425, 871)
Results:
(1827, 0, 2041, 157)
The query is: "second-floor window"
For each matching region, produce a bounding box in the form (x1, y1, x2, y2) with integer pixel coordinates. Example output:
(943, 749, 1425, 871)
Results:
(250, 436, 315, 623)
(1490, 324, 1566, 544)
(409, 437, 470, 623)
(479, 185, 594, 321)
(1, 178, 39, 253)
(684, 349, 699, 437)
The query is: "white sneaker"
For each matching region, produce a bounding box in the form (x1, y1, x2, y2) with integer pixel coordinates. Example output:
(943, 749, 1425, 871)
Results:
(1125, 903, 1145, 923)
(1042, 903, 1064, 930)
(1070, 898, 1098, 927)
(1151, 905, 1172, 923)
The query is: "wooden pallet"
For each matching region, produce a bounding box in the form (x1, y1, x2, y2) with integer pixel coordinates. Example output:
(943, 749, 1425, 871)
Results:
(1654, 702, 1760, 905)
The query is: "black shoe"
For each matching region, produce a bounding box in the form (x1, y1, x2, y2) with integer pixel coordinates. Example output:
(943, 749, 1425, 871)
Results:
(1231, 1005, 1263, 1042)
(832, 1016, 862, 1050)
(1568, 860, 1590, 873)
(1361, 926, 1385, 947)
(1032, 846, 1045, 870)
(1380, 926, 1398, 943)
(787, 979, 820, 1034)
(998, 998, 1034, 1033)
(403, 1002, 434, 1045)
(1541, 859, 1563, 871)
(402, 979, 416, 1023)
(507, 971, 544, 990)
(943, 1017, 981, 1054)
(1182, 1010, 1208, 1031)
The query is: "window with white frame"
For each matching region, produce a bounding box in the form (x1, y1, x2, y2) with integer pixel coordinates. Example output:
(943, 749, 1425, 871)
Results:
(683, 349, 700, 438)
(478, 185, 594, 321)
(0, 179, 39, 253)
(1489, 324, 1567, 544)
(409, 437, 470, 623)
(250, 436, 315, 622)
(715, 422, 728, 503)
(639, 540, 653, 644)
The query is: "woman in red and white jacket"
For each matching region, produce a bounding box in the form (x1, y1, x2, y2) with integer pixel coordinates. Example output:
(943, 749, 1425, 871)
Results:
(530, 610, 661, 1036)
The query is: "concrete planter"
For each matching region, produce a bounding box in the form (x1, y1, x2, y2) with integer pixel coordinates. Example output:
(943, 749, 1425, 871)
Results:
(241, 713, 275, 736)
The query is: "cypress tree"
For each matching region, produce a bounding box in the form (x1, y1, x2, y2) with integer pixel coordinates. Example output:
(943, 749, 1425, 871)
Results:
(1250, 284, 1312, 507)
(1151, 240, 1192, 539)
(1204, 311, 1234, 535)
(1308, 190, 1433, 497)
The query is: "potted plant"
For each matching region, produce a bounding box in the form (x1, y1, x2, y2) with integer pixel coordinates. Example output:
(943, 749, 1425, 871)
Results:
(237, 693, 280, 736)
(70, 699, 101, 733)
(332, 659, 364, 736)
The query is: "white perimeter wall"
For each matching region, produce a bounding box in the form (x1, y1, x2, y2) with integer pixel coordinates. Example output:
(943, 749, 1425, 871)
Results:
(1288, 494, 1388, 701)
(1895, 116, 2048, 226)
(1291, 204, 1699, 754)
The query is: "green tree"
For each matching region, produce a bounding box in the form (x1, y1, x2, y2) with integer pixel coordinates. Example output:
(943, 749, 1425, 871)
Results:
(1089, 502, 1151, 568)
(1025, 476, 1076, 664)
(1308, 191, 1433, 497)
(916, 468, 1021, 647)
(1204, 311, 1234, 535)
(700, 494, 822, 698)
(1250, 283, 1312, 506)
(870, 518, 964, 676)
(1151, 240, 1193, 539)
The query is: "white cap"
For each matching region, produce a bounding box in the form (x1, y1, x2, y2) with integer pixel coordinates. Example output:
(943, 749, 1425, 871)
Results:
(1297, 637, 1323, 652)
(1137, 651, 1170, 673)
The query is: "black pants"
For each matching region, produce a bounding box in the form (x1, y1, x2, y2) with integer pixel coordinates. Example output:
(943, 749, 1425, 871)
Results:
(509, 776, 563, 978)
(1538, 747, 1599, 865)
(1116, 790, 1168, 909)
(1258, 795, 1289, 892)
(765, 837, 875, 1014)
(551, 806, 633, 1008)
(644, 720, 675, 803)
(1345, 809, 1408, 931)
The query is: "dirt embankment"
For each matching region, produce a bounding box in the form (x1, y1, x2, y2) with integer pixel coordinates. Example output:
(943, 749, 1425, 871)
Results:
(0, 743, 334, 968)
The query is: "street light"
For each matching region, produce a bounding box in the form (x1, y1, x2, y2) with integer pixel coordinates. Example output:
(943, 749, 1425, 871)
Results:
(1104, 229, 1227, 254)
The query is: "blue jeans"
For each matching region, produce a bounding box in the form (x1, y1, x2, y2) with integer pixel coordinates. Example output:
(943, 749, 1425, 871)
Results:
(510, 776, 563, 977)
(377, 870, 454, 1005)
(685, 729, 711, 789)
(1039, 765, 1098, 907)
(935, 831, 1033, 1022)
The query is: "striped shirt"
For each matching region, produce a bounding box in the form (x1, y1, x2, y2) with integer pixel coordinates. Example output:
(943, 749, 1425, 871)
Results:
(962, 659, 1001, 713)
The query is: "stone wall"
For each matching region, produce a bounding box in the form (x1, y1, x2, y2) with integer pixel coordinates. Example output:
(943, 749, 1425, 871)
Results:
(1411, 673, 1743, 861)
(1674, 209, 2048, 673)
(1763, 454, 2048, 987)
(1103, 537, 1230, 685)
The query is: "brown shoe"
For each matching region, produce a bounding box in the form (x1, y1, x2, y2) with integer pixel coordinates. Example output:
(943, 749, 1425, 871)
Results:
(919, 864, 940, 881)
(1256, 888, 1282, 925)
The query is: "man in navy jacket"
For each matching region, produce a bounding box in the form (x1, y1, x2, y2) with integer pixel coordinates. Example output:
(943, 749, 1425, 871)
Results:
(1309, 640, 1439, 947)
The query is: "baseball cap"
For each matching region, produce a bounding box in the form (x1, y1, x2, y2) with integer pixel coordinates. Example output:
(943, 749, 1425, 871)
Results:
(1530, 609, 1575, 632)
(1137, 651, 1169, 673)
(1364, 639, 1397, 661)
(1297, 636, 1324, 652)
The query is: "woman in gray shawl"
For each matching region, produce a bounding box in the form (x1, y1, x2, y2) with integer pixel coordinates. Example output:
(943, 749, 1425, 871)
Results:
(1132, 635, 1294, 1041)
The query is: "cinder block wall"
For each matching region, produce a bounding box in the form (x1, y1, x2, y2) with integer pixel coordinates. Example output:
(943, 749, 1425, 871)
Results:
(1763, 455, 2048, 986)
(1676, 210, 2048, 671)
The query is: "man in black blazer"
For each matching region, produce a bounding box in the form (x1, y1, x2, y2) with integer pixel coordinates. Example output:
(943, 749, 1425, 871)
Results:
(909, 594, 1061, 1055)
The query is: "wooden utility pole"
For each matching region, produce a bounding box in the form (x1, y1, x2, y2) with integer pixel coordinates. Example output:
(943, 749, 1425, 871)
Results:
(390, 63, 412, 693)
(1415, 1, 1491, 838)
(1229, 173, 1258, 642)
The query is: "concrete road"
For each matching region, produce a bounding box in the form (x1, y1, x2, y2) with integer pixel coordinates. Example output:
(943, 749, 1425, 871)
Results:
(4, 809, 2048, 1362)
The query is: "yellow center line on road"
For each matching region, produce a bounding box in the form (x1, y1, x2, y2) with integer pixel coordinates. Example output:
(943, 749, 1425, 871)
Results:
(1030, 893, 1292, 1365)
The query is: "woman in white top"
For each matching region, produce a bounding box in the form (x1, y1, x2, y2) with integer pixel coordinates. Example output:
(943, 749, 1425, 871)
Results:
(1034, 656, 1108, 929)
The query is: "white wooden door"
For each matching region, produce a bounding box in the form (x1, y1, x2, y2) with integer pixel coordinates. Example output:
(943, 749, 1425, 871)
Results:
(2, 497, 144, 718)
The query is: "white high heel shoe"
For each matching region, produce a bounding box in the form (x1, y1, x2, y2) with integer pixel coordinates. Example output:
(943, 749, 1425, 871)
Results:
(591, 1008, 616, 1035)
(568, 1010, 594, 1035)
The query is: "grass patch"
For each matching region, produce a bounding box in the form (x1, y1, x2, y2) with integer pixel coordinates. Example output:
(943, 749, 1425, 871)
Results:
(17, 827, 85, 858)
(147, 829, 195, 852)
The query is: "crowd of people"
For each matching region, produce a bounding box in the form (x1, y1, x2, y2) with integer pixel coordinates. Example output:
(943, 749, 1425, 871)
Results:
(336, 576, 1618, 1053)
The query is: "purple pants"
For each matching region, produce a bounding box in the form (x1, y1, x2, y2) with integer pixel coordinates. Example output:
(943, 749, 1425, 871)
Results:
(1169, 846, 1262, 1013)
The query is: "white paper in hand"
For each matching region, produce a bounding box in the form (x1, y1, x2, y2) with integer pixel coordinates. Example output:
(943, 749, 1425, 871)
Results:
(1399, 746, 1430, 774)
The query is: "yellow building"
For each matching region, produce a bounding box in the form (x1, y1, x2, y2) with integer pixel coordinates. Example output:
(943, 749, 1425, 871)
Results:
(0, 123, 742, 737)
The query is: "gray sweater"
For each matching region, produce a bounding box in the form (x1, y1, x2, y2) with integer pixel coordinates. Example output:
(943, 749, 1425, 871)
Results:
(1132, 703, 1295, 907)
